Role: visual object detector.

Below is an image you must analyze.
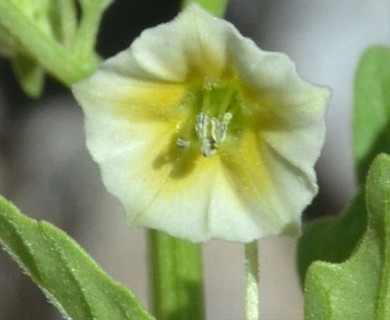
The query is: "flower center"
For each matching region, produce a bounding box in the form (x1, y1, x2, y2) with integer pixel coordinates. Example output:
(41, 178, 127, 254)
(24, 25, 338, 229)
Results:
(176, 79, 242, 158)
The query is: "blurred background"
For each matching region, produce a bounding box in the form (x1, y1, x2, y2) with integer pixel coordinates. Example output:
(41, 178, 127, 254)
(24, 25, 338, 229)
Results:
(0, 1, 389, 319)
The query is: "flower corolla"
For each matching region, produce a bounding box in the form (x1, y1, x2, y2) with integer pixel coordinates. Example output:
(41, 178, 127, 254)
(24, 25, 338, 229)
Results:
(73, 4, 330, 242)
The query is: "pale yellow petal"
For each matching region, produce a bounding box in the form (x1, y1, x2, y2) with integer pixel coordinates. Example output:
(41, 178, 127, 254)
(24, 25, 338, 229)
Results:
(73, 4, 330, 242)
(122, 4, 238, 82)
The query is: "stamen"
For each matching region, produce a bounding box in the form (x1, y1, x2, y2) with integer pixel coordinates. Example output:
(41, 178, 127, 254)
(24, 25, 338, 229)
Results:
(200, 138, 217, 158)
(195, 113, 209, 139)
(194, 112, 232, 157)
(210, 112, 232, 144)
(176, 136, 191, 149)
(210, 117, 220, 143)
(177, 81, 239, 157)
(222, 112, 233, 124)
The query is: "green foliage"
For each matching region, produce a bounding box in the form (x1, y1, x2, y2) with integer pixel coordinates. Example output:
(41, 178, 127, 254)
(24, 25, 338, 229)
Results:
(298, 45, 390, 281)
(0, 0, 113, 95)
(304, 154, 390, 319)
(297, 191, 366, 283)
(299, 44, 390, 319)
(0, 195, 154, 320)
(353, 45, 390, 184)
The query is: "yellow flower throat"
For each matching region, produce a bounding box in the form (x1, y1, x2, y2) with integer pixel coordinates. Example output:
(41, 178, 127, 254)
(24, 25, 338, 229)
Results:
(176, 79, 244, 158)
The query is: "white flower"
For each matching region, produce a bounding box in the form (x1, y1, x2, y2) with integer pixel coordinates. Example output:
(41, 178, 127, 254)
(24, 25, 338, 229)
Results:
(72, 4, 329, 242)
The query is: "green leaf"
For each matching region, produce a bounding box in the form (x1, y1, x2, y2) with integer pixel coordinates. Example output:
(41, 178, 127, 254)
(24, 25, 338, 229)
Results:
(304, 153, 390, 320)
(0, 194, 154, 320)
(12, 54, 44, 98)
(0, 0, 89, 85)
(298, 44, 390, 284)
(71, 0, 113, 61)
(0, 0, 109, 88)
(297, 190, 366, 284)
(353, 45, 390, 184)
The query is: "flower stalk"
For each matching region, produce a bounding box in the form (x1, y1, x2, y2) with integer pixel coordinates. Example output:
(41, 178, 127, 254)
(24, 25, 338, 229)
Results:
(149, 230, 204, 320)
(148, 2, 230, 319)
(245, 241, 260, 320)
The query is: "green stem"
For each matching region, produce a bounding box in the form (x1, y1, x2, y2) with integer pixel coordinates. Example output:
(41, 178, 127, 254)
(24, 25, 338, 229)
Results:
(245, 241, 259, 320)
(72, 0, 113, 61)
(0, 0, 92, 86)
(149, 230, 204, 320)
(182, 0, 229, 17)
(57, 0, 78, 48)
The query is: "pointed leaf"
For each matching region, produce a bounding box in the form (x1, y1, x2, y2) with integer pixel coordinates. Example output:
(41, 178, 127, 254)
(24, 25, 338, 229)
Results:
(0, 194, 154, 320)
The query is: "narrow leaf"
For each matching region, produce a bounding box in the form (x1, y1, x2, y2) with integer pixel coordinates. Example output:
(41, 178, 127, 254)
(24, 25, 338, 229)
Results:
(0, 194, 154, 320)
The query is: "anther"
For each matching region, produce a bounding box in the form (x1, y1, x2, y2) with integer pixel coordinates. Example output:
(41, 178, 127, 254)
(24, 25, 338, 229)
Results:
(210, 112, 232, 144)
(200, 137, 217, 157)
(176, 137, 191, 149)
(195, 113, 209, 139)
(193, 112, 233, 157)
